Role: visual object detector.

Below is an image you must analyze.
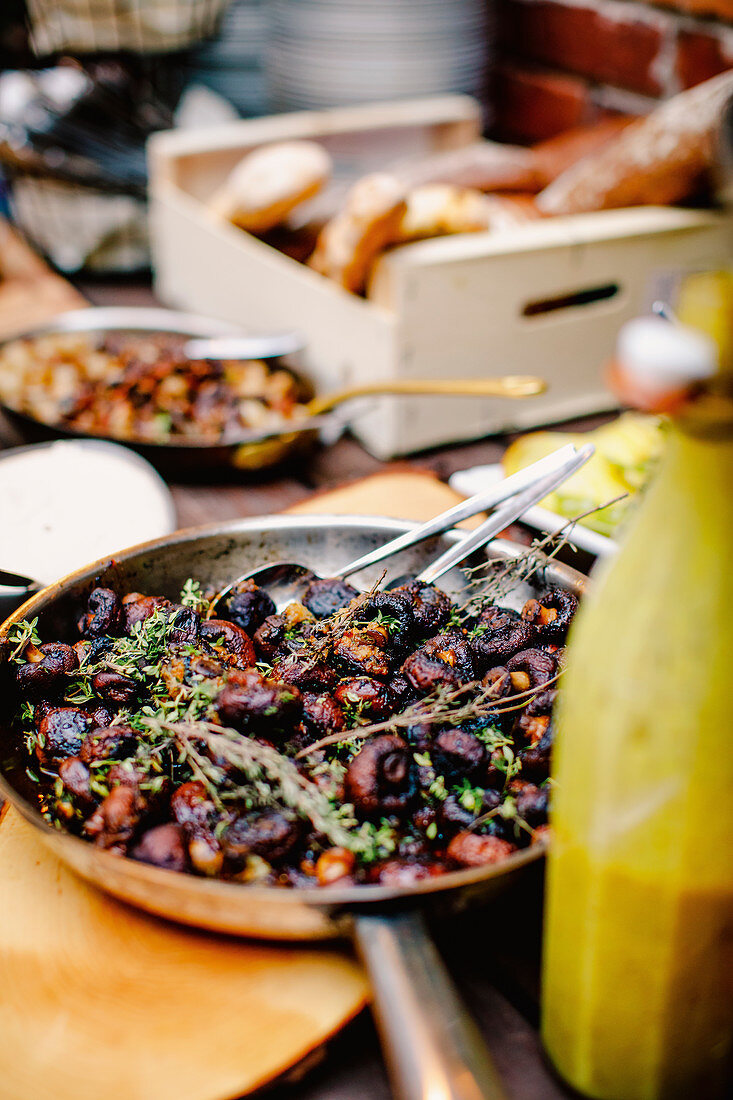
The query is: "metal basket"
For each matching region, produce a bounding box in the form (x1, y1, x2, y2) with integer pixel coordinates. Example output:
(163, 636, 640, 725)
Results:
(26, 0, 232, 56)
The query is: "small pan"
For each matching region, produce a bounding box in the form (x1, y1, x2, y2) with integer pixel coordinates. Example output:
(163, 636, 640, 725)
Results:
(0, 307, 317, 478)
(0, 516, 586, 1100)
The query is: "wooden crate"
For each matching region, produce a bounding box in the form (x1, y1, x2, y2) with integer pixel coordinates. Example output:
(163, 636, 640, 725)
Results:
(148, 97, 733, 458)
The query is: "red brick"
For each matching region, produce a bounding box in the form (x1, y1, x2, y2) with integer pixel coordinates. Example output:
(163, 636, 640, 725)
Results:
(501, 0, 671, 96)
(492, 64, 596, 142)
(646, 0, 733, 20)
(676, 25, 733, 87)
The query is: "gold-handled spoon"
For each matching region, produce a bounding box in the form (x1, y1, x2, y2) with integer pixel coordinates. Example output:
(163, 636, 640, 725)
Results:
(215, 374, 547, 451)
(218, 374, 546, 470)
(304, 375, 545, 415)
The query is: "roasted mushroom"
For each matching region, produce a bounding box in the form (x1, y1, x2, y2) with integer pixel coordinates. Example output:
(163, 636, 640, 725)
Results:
(221, 580, 276, 634)
(15, 642, 78, 698)
(302, 577, 359, 619)
(78, 587, 122, 637)
(36, 706, 92, 766)
(345, 734, 416, 815)
(216, 669, 302, 735)
(132, 823, 189, 872)
(521, 587, 578, 641)
(221, 811, 301, 866)
(200, 619, 256, 668)
(333, 676, 393, 720)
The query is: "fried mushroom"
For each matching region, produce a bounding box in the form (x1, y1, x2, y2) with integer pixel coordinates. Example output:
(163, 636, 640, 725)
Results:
(302, 577, 359, 619)
(15, 642, 78, 698)
(345, 734, 416, 816)
(216, 669, 302, 736)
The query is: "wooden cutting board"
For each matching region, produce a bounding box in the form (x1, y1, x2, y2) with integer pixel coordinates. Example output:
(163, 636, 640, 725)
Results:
(0, 219, 85, 339)
(0, 472, 466, 1100)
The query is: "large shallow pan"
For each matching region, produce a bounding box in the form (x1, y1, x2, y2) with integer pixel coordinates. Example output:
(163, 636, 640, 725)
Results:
(0, 516, 586, 1100)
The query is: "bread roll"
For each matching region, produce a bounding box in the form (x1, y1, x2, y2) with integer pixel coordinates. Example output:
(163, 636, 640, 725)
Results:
(208, 141, 331, 233)
(397, 185, 493, 241)
(308, 173, 407, 294)
(537, 70, 733, 215)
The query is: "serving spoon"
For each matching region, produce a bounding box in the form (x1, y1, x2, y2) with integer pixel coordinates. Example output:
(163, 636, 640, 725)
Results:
(208, 443, 592, 615)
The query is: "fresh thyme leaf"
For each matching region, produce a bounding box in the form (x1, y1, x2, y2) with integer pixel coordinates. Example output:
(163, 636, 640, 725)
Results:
(180, 578, 210, 615)
(142, 717, 376, 857)
(296, 675, 560, 759)
(7, 618, 41, 663)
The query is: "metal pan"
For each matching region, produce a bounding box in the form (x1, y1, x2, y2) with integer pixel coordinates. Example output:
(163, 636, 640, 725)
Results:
(0, 308, 317, 478)
(0, 516, 586, 1100)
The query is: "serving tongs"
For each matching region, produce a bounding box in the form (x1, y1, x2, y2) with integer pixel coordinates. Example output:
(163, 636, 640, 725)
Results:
(0, 569, 42, 622)
(210, 442, 593, 613)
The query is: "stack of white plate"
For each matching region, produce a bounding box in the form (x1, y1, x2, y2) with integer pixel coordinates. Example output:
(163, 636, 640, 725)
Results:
(265, 0, 492, 114)
(182, 0, 268, 117)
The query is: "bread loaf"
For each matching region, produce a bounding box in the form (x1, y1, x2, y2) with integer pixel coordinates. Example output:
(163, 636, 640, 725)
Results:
(532, 117, 634, 187)
(537, 71, 733, 215)
(391, 140, 544, 193)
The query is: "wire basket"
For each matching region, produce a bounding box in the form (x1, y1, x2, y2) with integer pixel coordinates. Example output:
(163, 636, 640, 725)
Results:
(7, 170, 149, 273)
(26, 0, 232, 56)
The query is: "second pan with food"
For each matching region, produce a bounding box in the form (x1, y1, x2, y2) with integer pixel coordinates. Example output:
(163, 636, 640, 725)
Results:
(0, 516, 586, 1100)
(0, 308, 318, 476)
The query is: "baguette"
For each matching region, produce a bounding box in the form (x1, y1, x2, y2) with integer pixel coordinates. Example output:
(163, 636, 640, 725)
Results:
(537, 70, 733, 215)
(532, 117, 634, 187)
(390, 139, 545, 194)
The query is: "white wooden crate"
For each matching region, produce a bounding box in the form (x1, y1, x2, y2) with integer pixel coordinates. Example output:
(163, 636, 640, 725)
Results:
(148, 97, 733, 458)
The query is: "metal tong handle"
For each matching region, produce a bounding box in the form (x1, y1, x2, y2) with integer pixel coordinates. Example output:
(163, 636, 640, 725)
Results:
(355, 910, 506, 1100)
(0, 569, 42, 621)
(336, 444, 580, 580)
(417, 443, 595, 584)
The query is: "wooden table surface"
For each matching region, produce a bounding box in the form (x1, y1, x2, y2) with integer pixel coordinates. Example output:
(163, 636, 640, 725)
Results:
(0, 275, 599, 1100)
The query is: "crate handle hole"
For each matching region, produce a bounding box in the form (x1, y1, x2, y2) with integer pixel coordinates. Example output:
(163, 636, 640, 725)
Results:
(522, 283, 620, 317)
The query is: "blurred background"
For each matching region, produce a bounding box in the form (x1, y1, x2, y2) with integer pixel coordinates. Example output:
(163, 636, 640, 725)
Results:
(0, 0, 730, 273)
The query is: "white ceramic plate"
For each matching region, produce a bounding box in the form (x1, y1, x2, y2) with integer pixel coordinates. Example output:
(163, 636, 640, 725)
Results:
(0, 439, 176, 583)
(449, 464, 617, 558)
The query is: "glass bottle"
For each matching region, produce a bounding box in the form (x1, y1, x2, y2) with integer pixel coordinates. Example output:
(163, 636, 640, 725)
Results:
(541, 316, 733, 1099)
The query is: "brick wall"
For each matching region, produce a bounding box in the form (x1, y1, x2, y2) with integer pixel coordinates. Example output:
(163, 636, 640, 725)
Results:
(493, 0, 733, 141)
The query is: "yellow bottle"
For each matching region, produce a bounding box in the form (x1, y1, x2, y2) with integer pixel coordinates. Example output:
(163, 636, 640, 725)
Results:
(542, 316, 733, 1099)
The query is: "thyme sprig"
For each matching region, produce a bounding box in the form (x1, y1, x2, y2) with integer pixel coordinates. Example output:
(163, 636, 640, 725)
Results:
(296, 674, 560, 759)
(180, 578, 210, 615)
(6, 617, 41, 663)
(456, 497, 622, 620)
(144, 717, 378, 858)
(273, 574, 387, 675)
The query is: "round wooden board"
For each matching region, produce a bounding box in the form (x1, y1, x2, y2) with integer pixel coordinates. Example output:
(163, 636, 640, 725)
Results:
(0, 805, 369, 1100)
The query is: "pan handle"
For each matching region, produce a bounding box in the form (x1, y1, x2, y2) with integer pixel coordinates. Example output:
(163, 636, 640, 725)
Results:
(354, 910, 507, 1100)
